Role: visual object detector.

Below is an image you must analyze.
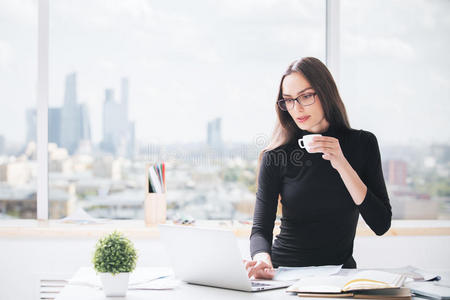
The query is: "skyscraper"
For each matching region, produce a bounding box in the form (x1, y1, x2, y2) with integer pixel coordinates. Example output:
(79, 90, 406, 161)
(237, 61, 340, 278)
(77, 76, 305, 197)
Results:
(102, 89, 122, 154)
(207, 118, 222, 149)
(63, 72, 77, 106)
(48, 107, 62, 145)
(60, 73, 80, 153)
(127, 121, 135, 158)
(25, 108, 36, 144)
(101, 78, 135, 158)
(121, 78, 129, 124)
(26, 106, 64, 146)
(79, 103, 91, 142)
(60, 72, 91, 154)
(0, 135, 5, 154)
(105, 88, 114, 103)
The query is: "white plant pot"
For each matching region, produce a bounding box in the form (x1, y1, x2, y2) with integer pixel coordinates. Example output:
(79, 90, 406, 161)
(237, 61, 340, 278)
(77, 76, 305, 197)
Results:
(99, 272, 130, 297)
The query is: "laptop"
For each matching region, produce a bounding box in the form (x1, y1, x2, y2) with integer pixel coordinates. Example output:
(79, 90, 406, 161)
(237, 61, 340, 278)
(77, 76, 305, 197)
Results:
(158, 224, 291, 292)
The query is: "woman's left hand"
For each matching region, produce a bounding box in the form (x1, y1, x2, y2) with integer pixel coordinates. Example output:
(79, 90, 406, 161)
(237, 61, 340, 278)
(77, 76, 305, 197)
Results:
(309, 136, 348, 171)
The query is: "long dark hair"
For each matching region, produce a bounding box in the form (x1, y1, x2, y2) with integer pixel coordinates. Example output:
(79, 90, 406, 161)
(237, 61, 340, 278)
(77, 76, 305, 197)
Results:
(256, 57, 352, 184)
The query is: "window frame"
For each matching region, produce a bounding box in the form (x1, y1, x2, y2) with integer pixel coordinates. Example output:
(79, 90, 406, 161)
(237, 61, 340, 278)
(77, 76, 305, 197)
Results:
(34, 0, 338, 220)
(37, 0, 49, 220)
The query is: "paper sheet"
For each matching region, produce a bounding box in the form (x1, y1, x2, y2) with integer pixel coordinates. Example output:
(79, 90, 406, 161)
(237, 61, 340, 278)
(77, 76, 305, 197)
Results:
(273, 264, 343, 281)
(68, 267, 179, 290)
(58, 207, 109, 225)
(373, 265, 441, 281)
(405, 281, 450, 299)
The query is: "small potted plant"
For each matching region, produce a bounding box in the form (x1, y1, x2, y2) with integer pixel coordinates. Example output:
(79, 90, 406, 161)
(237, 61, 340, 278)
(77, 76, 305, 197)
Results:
(92, 231, 138, 296)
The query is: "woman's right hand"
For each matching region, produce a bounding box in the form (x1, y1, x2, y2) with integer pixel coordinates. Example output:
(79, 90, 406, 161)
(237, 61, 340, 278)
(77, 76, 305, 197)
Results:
(243, 252, 275, 280)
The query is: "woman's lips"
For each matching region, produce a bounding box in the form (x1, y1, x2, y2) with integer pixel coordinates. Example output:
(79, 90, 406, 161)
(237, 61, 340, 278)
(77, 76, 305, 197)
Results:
(296, 115, 310, 123)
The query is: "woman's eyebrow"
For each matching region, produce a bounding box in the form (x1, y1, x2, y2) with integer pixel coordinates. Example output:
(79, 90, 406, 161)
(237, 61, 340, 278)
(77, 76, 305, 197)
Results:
(282, 87, 313, 97)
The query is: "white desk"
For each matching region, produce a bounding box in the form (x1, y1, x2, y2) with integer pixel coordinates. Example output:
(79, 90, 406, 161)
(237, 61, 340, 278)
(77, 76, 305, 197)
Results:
(55, 267, 450, 300)
(56, 281, 299, 300)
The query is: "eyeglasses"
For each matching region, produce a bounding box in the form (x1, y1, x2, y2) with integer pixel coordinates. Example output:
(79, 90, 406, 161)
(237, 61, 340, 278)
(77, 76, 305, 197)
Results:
(277, 93, 316, 111)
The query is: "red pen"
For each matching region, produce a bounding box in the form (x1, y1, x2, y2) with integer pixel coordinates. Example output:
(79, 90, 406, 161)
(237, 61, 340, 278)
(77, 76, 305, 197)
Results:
(162, 162, 166, 192)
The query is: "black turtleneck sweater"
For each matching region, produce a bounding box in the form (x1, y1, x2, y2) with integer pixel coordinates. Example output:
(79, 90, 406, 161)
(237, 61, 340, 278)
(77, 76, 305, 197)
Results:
(250, 125, 392, 268)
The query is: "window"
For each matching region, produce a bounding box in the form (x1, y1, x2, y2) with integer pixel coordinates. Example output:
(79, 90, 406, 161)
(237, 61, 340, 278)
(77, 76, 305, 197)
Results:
(341, 0, 450, 219)
(48, 0, 326, 219)
(6, 1, 445, 221)
(0, 0, 38, 219)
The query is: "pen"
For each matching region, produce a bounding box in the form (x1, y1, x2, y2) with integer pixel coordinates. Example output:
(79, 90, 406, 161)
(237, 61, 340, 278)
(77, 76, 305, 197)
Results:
(162, 162, 166, 192)
(148, 167, 154, 193)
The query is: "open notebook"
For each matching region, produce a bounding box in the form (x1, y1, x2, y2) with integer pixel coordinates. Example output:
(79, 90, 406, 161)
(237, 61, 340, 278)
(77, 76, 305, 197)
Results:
(287, 270, 406, 294)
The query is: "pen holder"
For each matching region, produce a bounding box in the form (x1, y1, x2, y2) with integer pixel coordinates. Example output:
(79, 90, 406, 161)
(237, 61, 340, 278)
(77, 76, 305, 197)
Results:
(144, 192, 166, 226)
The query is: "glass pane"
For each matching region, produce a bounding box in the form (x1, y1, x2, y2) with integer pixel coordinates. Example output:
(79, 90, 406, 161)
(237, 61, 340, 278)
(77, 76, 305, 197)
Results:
(341, 0, 450, 219)
(0, 0, 37, 219)
(49, 0, 325, 220)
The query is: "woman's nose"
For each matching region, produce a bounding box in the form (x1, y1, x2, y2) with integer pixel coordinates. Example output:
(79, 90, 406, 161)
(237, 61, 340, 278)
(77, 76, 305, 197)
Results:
(293, 100, 305, 112)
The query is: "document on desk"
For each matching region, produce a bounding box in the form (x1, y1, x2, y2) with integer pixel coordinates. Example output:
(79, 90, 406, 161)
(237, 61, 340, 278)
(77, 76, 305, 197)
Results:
(273, 264, 342, 281)
(374, 265, 442, 282)
(68, 267, 180, 290)
(405, 281, 450, 300)
(57, 207, 110, 225)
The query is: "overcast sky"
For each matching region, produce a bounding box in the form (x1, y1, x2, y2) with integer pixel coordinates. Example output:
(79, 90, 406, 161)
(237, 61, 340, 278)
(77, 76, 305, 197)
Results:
(0, 0, 448, 148)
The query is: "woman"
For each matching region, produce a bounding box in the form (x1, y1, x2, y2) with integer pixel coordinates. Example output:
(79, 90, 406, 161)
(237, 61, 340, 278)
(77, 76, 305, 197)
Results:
(245, 57, 391, 279)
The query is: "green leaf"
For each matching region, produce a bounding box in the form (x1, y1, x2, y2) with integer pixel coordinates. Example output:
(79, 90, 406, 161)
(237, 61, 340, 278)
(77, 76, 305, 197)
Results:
(92, 231, 137, 274)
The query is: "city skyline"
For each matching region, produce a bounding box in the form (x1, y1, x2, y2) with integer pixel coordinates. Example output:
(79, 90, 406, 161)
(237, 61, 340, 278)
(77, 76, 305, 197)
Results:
(1, 0, 449, 148)
(0, 0, 450, 145)
(1, 71, 232, 157)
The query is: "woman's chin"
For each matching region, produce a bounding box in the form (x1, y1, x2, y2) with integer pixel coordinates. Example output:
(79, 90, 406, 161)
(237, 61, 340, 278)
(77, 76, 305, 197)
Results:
(296, 123, 309, 131)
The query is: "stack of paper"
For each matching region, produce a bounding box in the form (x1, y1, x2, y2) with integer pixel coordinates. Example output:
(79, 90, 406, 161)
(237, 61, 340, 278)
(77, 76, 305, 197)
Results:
(405, 281, 450, 300)
(273, 265, 342, 281)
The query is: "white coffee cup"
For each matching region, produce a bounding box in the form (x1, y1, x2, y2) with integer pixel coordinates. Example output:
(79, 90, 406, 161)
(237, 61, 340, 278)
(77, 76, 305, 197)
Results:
(298, 134, 322, 153)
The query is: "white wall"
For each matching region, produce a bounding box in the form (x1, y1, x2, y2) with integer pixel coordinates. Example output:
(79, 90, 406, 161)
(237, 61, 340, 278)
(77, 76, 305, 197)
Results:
(0, 236, 449, 300)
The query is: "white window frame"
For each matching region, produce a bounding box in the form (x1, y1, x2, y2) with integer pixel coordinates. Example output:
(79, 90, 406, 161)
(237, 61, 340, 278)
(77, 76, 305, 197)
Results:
(37, 0, 49, 220)
(326, 0, 340, 85)
(34, 0, 338, 220)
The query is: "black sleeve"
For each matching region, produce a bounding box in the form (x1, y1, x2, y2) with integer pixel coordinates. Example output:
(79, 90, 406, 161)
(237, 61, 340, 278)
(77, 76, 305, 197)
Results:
(357, 131, 392, 235)
(250, 150, 282, 259)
